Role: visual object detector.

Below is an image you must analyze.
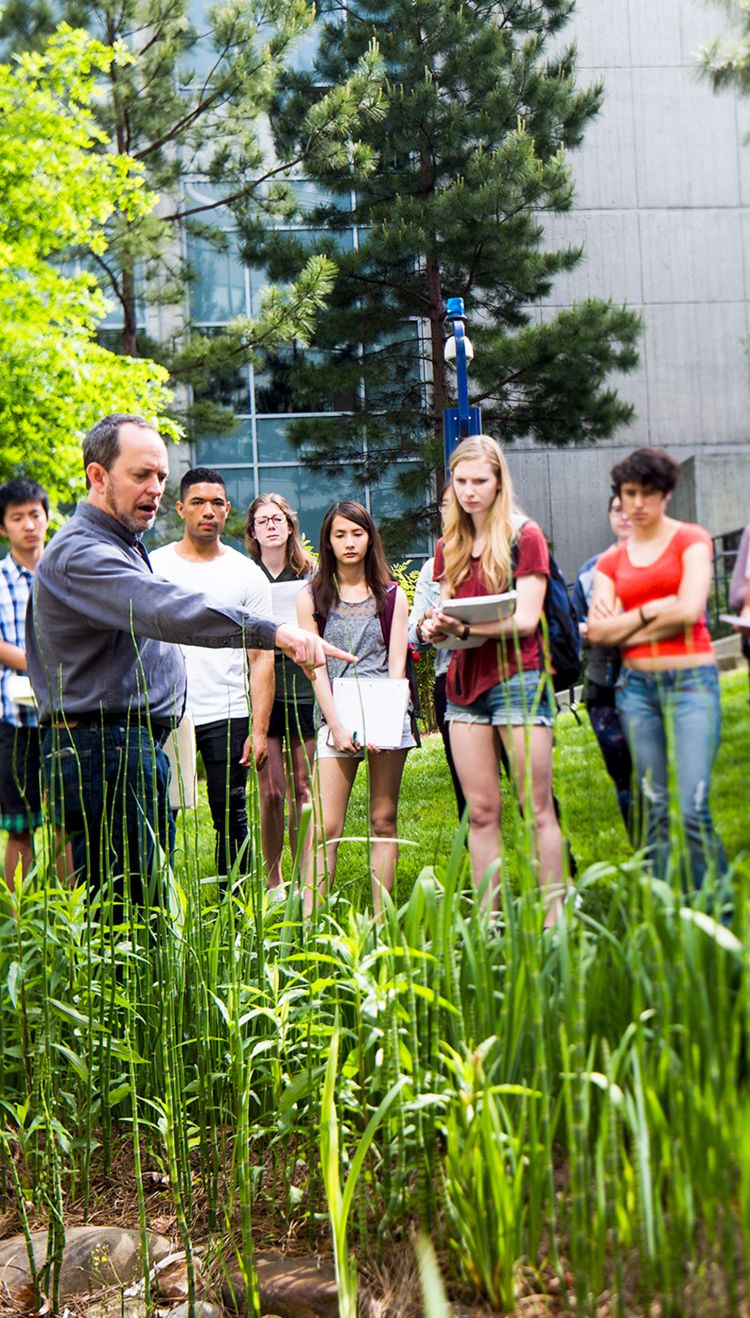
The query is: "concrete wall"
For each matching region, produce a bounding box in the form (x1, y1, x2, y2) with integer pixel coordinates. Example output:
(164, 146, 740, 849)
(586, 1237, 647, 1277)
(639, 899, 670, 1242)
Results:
(508, 0, 750, 577)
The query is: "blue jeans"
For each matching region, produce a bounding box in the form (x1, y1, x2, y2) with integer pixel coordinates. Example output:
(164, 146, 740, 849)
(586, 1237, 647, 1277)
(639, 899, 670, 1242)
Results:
(42, 721, 173, 907)
(616, 666, 726, 892)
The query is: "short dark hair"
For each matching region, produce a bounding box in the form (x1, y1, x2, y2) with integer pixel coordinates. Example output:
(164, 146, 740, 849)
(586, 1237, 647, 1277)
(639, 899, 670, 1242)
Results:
(610, 448, 680, 497)
(0, 479, 49, 529)
(0, 478, 50, 527)
(179, 467, 227, 501)
(82, 414, 157, 488)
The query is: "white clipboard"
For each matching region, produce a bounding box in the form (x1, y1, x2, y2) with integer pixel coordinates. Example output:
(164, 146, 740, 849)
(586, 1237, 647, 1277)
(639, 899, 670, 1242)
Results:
(331, 677, 410, 749)
(270, 579, 307, 626)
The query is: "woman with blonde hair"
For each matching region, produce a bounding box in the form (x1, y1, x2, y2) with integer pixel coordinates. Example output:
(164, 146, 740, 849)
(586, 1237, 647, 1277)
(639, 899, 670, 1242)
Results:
(421, 435, 564, 920)
(245, 493, 316, 887)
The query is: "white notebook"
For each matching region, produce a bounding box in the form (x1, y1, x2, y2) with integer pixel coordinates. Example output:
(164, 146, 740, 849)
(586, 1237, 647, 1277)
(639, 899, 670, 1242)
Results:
(439, 591, 517, 650)
(331, 677, 410, 749)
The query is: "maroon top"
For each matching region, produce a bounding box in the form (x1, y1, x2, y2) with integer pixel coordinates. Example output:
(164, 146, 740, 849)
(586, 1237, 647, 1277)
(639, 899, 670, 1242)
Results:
(434, 521, 550, 706)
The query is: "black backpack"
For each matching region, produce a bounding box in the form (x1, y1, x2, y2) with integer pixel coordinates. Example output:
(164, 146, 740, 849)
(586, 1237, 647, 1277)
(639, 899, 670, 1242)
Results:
(512, 528, 581, 694)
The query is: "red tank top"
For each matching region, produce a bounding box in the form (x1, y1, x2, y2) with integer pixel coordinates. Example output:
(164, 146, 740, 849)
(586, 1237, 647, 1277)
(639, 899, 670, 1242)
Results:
(596, 523, 714, 661)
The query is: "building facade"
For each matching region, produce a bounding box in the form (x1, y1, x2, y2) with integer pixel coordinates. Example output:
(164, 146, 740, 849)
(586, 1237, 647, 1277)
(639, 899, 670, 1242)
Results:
(181, 0, 750, 574)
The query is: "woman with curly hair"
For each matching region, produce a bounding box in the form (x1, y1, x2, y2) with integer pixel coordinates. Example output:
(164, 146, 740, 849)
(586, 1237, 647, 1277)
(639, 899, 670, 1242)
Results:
(587, 448, 726, 894)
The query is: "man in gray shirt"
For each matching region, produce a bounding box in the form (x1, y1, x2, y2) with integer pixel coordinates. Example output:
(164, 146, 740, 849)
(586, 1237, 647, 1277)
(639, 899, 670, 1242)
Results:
(27, 413, 351, 902)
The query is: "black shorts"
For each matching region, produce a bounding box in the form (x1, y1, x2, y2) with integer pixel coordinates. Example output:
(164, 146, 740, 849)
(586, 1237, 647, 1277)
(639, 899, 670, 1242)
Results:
(267, 698, 315, 741)
(0, 722, 43, 833)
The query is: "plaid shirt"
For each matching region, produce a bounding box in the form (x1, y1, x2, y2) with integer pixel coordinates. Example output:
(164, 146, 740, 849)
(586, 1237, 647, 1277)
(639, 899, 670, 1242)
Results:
(0, 553, 36, 728)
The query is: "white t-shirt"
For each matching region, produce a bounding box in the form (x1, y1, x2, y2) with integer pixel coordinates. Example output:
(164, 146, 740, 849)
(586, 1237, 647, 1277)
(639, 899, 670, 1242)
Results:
(150, 543, 273, 724)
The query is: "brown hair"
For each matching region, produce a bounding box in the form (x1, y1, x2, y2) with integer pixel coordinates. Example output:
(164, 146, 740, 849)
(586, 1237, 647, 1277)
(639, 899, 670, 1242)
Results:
(610, 448, 680, 497)
(244, 493, 314, 578)
(311, 500, 391, 626)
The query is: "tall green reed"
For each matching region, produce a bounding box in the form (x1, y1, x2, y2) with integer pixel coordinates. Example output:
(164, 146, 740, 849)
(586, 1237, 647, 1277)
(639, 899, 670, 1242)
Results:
(0, 706, 748, 1317)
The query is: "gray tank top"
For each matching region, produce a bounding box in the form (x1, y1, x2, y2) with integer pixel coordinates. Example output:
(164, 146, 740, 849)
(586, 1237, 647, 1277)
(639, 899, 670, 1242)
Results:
(323, 595, 388, 683)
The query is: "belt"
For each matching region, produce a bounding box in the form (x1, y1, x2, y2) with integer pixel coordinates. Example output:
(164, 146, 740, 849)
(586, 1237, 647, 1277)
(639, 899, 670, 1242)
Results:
(42, 714, 172, 744)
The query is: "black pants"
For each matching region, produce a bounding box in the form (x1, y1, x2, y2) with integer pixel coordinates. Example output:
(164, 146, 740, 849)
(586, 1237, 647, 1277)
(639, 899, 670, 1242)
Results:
(587, 698, 632, 830)
(195, 717, 250, 875)
(434, 673, 467, 822)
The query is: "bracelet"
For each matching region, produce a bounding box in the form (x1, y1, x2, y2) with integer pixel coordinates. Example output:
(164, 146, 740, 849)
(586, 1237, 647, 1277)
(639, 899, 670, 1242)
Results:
(461, 621, 471, 641)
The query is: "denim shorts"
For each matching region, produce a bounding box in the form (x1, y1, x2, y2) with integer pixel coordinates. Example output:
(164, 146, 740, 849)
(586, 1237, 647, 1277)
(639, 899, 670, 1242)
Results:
(446, 669, 555, 727)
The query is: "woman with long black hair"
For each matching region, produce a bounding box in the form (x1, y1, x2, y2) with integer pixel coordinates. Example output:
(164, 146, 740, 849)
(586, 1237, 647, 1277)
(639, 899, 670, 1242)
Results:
(296, 500, 414, 914)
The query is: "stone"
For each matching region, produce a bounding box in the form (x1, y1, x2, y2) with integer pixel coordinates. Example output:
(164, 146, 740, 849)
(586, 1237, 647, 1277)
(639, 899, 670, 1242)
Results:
(222, 1251, 338, 1318)
(83, 1300, 148, 1318)
(170, 1304, 223, 1318)
(0, 1225, 170, 1306)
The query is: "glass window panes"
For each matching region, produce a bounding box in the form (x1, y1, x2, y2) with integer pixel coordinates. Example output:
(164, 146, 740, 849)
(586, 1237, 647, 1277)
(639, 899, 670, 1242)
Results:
(190, 331, 252, 412)
(210, 468, 257, 514)
(370, 463, 430, 556)
(255, 418, 297, 462)
(254, 346, 358, 416)
(195, 423, 253, 465)
(255, 464, 365, 548)
(188, 230, 247, 321)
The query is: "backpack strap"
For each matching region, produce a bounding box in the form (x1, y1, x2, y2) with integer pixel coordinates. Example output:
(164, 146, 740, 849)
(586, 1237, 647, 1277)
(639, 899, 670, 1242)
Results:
(311, 581, 327, 636)
(378, 581, 398, 648)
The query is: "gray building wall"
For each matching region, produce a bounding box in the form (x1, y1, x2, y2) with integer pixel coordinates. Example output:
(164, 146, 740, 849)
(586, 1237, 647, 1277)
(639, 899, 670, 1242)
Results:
(506, 0, 750, 578)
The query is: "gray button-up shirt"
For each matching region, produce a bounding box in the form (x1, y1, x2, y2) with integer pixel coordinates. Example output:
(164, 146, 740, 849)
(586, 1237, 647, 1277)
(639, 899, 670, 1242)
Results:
(26, 502, 279, 723)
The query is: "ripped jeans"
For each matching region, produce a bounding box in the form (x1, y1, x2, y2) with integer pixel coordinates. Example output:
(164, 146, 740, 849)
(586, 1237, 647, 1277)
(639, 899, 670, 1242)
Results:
(616, 665, 727, 892)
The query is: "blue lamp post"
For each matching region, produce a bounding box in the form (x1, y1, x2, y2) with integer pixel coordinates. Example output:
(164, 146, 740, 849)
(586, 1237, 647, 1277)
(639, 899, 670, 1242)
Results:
(442, 296, 482, 473)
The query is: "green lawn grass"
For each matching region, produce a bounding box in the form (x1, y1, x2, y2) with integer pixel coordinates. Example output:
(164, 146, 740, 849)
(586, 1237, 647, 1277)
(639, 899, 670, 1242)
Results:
(179, 666, 750, 902)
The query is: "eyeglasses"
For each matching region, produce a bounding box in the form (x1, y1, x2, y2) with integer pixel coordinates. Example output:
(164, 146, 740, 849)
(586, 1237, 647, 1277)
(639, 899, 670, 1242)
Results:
(254, 514, 286, 528)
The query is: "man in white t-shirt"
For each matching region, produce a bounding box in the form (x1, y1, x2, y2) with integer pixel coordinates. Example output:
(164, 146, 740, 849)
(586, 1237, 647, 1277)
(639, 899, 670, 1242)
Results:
(151, 467, 274, 874)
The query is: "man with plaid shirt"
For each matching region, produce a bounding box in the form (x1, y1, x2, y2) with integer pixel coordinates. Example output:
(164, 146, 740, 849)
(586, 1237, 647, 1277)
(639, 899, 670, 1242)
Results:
(0, 478, 49, 889)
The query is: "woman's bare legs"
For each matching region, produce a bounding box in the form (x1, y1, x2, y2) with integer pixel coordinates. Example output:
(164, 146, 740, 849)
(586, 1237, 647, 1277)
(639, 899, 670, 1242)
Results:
(304, 755, 358, 914)
(367, 749, 408, 916)
(500, 724, 564, 925)
(448, 722, 503, 909)
(287, 734, 315, 866)
(257, 737, 287, 887)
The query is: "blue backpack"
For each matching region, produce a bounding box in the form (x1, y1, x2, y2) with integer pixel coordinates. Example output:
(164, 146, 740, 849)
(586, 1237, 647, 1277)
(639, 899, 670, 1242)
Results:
(512, 525, 581, 694)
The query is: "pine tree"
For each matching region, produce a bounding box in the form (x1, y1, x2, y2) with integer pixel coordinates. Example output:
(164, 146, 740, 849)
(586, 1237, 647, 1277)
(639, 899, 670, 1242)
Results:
(0, 0, 383, 435)
(257, 0, 641, 542)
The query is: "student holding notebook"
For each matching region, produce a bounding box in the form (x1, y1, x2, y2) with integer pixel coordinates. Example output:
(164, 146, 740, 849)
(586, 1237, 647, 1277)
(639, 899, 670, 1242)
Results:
(421, 435, 564, 921)
(296, 501, 414, 914)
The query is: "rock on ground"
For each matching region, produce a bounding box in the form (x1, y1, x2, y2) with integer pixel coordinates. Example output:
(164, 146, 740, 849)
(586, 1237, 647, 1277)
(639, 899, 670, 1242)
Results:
(222, 1251, 338, 1318)
(0, 1225, 170, 1307)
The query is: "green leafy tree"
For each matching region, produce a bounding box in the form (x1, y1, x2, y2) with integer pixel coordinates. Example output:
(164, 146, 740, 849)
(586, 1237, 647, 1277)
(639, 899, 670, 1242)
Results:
(256, 0, 641, 541)
(0, 25, 174, 501)
(0, 0, 383, 438)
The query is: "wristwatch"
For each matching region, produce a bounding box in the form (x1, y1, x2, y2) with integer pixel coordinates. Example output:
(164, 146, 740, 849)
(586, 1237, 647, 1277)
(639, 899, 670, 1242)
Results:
(460, 621, 471, 641)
